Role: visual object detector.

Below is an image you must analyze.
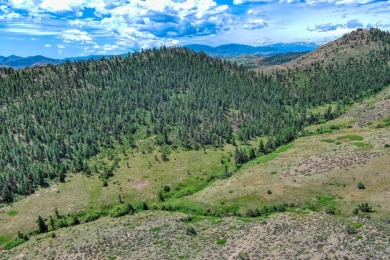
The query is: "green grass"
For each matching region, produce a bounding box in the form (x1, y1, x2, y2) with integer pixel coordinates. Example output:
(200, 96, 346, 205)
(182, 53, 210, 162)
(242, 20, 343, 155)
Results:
(236, 217, 253, 223)
(150, 227, 161, 232)
(7, 210, 18, 217)
(4, 239, 27, 250)
(337, 135, 364, 141)
(321, 139, 335, 143)
(352, 142, 372, 148)
(375, 119, 390, 128)
(245, 143, 293, 168)
(0, 236, 11, 246)
(216, 239, 227, 245)
(316, 195, 337, 209)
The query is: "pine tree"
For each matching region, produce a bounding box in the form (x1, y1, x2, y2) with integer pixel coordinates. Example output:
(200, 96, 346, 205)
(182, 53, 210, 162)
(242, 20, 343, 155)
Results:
(36, 215, 48, 233)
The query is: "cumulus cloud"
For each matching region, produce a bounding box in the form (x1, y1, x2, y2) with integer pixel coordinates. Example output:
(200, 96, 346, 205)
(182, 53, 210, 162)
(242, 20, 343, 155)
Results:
(242, 18, 268, 30)
(44, 44, 51, 47)
(60, 29, 94, 44)
(4, 0, 272, 54)
(57, 44, 65, 49)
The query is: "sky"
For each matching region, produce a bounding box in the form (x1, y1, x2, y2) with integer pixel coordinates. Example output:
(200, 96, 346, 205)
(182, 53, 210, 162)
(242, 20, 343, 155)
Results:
(0, 0, 389, 58)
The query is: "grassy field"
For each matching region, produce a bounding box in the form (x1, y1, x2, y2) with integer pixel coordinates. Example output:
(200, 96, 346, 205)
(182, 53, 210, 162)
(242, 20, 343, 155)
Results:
(0, 145, 235, 244)
(182, 87, 390, 216)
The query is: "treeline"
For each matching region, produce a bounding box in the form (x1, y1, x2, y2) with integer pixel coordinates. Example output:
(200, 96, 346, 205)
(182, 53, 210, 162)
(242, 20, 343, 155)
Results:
(0, 29, 389, 202)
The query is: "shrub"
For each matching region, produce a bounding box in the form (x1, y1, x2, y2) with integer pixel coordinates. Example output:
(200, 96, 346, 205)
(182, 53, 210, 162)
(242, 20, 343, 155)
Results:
(246, 209, 254, 217)
(180, 216, 193, 222)
(216, 239, 227, 245)
(4, 239, 26, 250)
(276, 204, 286, 212)
(85, 211, 101, 222)
(17, 231, 29, 241)
(357, 182, 365, 189)
(70, 216, 80, 226)
(267, 189, 272, 194)
(142, 202, 149, 210)
(353, 208, 359, 215)
(346, 224, 358, 235)
(110, 203, 134, 218)
(358, 202, 373, 213)
(325, 207, 335, 215)
(57, 219, 68, 228)
(186, 226, 197, 236)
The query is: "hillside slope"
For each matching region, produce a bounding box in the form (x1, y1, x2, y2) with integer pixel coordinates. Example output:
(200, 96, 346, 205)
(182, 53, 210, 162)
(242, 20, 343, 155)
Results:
(0, 29, 389, 257)
(2, 86, 390, 259)
(258, 28, 390, 72)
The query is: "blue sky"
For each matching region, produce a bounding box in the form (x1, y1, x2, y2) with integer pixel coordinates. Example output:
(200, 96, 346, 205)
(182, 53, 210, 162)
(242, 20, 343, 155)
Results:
(0, 0, 389, 58)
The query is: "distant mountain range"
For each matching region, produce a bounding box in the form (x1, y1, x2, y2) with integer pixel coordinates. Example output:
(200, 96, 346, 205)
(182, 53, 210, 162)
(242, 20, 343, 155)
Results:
(185, 43, 319, 58)
(0, 42, 319, 69)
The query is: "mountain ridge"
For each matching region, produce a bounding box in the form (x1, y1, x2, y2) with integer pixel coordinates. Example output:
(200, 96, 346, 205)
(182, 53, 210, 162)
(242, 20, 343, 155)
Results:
(0, 42, 319, 69)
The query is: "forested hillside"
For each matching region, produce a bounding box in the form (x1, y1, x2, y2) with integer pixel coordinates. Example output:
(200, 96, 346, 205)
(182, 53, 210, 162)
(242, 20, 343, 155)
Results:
(0, 29, 389, 203)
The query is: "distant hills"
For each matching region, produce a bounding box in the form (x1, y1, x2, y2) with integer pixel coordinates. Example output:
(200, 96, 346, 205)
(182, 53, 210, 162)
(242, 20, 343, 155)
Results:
(0, 55, 62, 68)
(185, 42, 318, 58)
(0, 42, 319, 69)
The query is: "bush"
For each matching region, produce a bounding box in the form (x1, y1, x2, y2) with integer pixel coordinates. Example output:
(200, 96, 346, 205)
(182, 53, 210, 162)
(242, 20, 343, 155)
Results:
(216, 239, 227, 245)
(358, 202, 373, 213)
(4, 239, 26, 250)
(85, 211, 101, 222)
(357, 182, 365, 189)
(110, 203, 134, 218)
(325, 207, 335, 215)
(70, 216, 80, 226)
(346, 224, 358, 235)
(56, 219, 68, 228)
(186, 226, 197, 236)
(142, 202, 149, 210)
(267, 189, 272, 194)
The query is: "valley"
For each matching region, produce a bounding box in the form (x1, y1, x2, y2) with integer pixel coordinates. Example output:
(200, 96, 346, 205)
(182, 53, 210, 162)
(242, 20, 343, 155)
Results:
(0, 28, 389, 259)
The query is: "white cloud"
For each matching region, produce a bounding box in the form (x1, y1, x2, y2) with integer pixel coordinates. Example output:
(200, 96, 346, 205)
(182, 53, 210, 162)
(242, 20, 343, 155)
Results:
(58, 49, 63, 54)
(60, 29, 94, 44)
(40, 0, 82, 12)
(9, 0, 36, 10)
(57, 44, 65, 49)
(242, 18, 268, 30)
(0, 11, 21, 20)
(45, 44, 51, 47)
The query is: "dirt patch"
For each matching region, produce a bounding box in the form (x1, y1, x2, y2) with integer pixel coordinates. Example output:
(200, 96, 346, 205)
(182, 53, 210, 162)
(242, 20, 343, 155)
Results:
(345, 89, 390, 127)
(282, 152, 379, 177)
(369, 134, 390, 149)
(130, 179, 148, 190)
